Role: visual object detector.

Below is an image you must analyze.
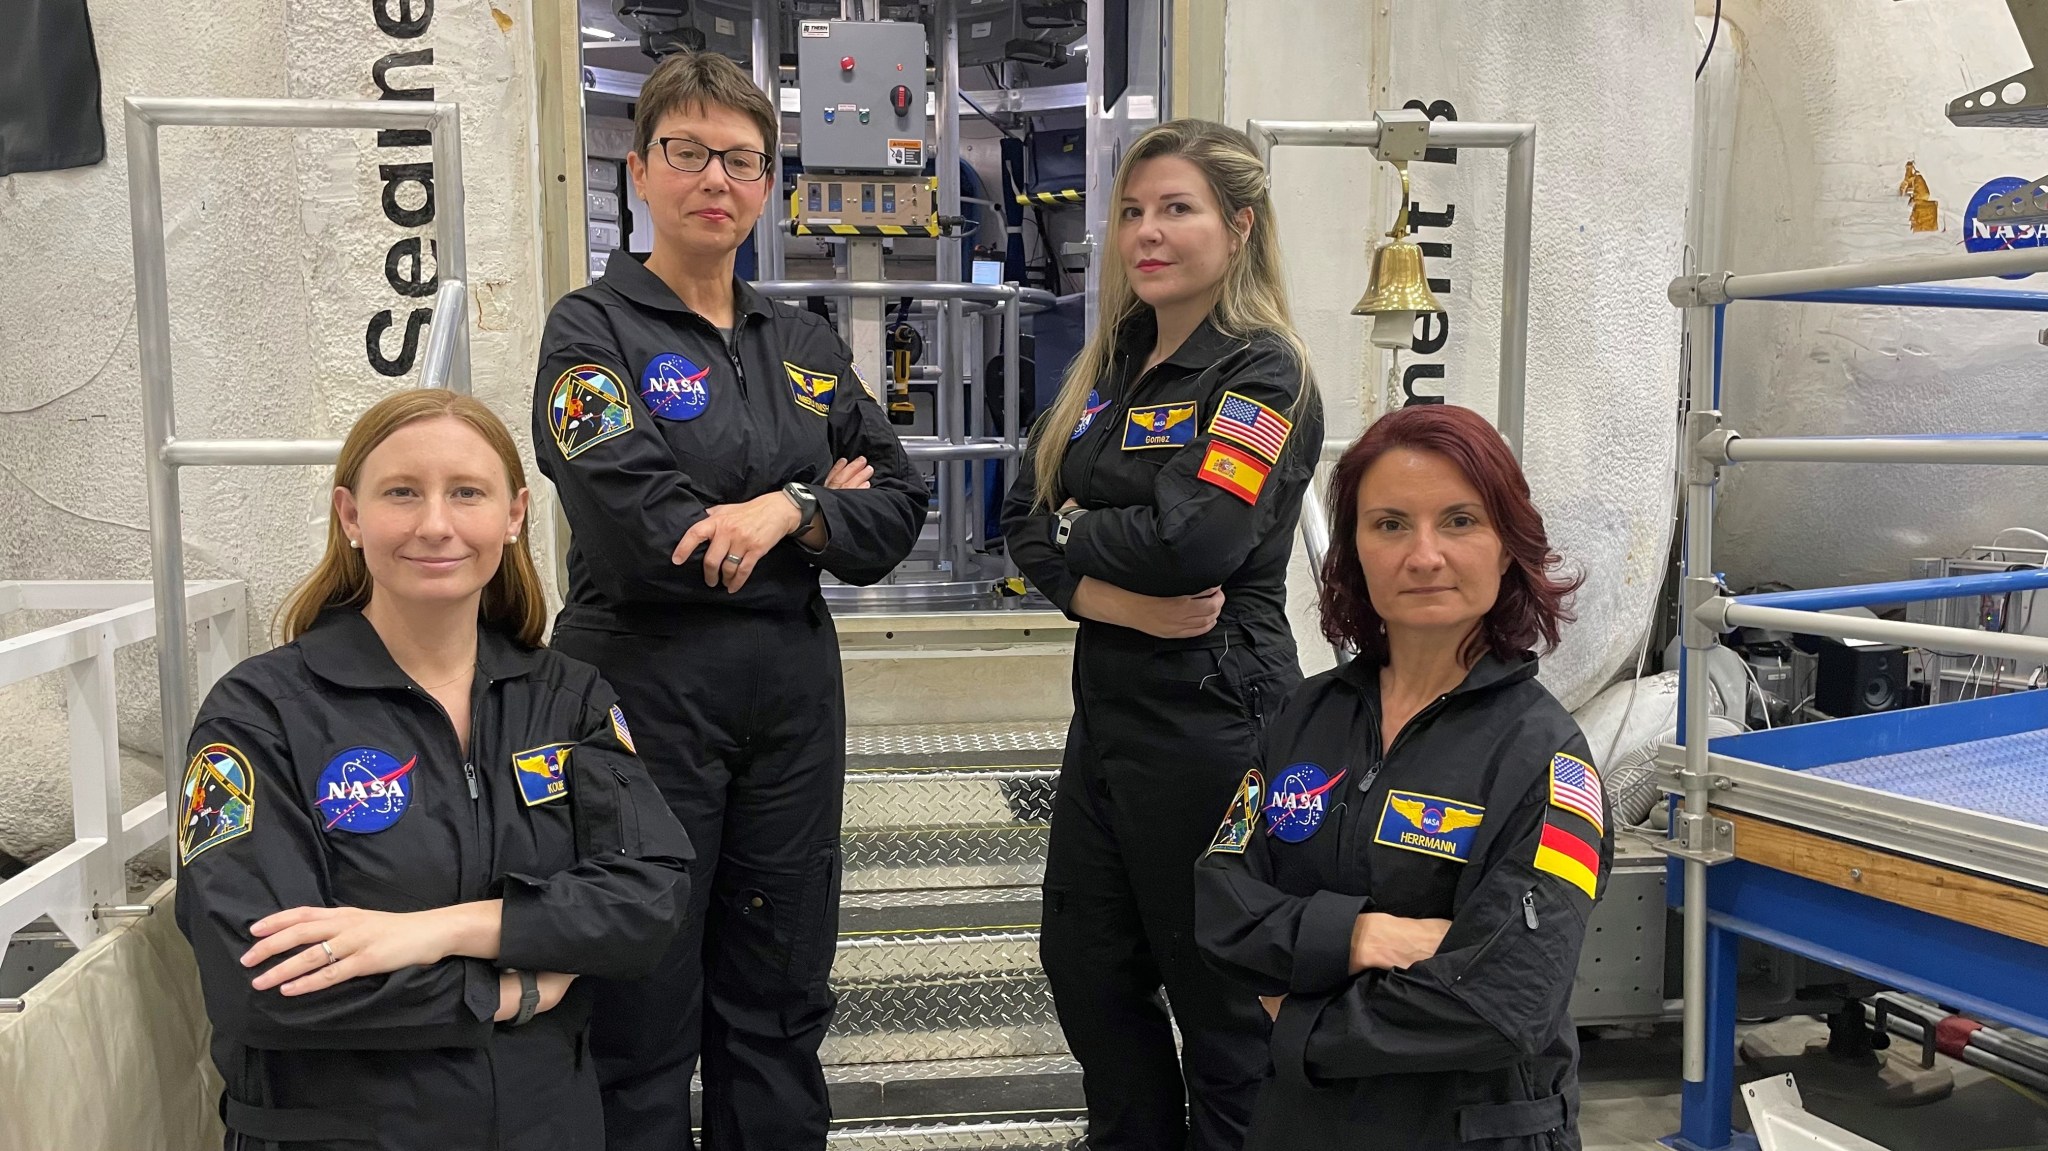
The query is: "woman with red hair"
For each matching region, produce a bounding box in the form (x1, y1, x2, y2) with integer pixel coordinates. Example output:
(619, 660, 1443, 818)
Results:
(1193, 404, 1612, 1150)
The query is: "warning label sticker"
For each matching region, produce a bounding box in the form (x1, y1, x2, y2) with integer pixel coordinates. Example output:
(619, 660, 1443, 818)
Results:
(801, 20, 830, 37)
(888, 139, 923, 167)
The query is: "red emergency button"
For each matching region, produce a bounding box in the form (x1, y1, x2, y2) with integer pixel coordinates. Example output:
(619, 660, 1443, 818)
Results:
(841, 56, 855, 71)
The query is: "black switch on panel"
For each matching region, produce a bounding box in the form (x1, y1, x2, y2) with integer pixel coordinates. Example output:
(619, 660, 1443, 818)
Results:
(890, 84, 912, 116)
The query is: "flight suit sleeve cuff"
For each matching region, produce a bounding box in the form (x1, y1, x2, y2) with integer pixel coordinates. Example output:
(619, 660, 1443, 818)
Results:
(462, 957, 500, 1024)
(1270, 990, 1328, 1090)
(1292, 890, 1370, 994)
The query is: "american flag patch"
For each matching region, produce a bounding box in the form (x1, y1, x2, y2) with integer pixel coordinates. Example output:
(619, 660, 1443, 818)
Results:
(1207, 391, 1292, 464)
(1549, 753, 1605, 833)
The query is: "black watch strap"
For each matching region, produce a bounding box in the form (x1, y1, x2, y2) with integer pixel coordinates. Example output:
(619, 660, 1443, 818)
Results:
(513, 969, 540, 1026)
(785, 483, 820, 535)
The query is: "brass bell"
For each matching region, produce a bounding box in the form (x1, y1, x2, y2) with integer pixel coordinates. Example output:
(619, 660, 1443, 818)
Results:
(1353, 160, 1444, 349)
(1352, 238, 1444, 317)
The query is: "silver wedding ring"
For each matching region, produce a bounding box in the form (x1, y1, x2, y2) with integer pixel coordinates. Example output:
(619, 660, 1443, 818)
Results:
(724, 554, 743, 567)
(319, 940, 337, 966)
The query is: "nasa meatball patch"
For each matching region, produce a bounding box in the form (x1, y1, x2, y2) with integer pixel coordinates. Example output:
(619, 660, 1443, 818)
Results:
(314, 746, 417, 834)
(1263, 762, 1346, 844)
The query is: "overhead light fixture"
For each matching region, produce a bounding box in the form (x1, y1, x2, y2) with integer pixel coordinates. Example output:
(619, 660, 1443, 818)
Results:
(1354, 160, 1446, 349)
(582, 26, 618, 39)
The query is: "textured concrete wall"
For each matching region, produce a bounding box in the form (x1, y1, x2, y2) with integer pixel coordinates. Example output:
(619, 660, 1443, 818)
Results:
(1709, 0, 2048, 591)
(1227, 0, 1692, 707)
(0, 0, 546, 868)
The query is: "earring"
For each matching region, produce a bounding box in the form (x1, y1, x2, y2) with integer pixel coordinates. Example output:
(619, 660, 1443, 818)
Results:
(348, 538, 361, 550)
(508, 533, 519, 544)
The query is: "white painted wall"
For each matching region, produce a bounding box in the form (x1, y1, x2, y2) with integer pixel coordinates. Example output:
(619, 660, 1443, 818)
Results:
(1709, 0, 2048, 592)
(1226, 0, 1693, 708)
(0, 0, 547, 868)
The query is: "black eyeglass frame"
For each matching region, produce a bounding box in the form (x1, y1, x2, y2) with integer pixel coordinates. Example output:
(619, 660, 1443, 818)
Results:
(650, 136, 773, 182)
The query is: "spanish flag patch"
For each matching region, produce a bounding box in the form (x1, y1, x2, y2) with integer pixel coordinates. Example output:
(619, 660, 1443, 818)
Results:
(1196, 440, 1270, 504)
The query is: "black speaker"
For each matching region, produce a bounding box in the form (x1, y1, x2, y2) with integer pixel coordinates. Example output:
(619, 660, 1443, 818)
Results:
(1814, 638, 1907, 717)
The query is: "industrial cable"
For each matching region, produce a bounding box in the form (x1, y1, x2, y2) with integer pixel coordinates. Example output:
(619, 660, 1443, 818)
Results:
(1695, 0, 1722, 81)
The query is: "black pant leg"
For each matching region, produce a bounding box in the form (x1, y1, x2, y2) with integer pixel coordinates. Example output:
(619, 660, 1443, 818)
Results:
(1040, 707, 1187, 1151)
(555, 623, 741, 1151)
(698, 609, 844, 1151)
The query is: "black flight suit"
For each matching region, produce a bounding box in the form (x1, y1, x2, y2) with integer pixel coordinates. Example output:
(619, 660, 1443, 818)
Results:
(174, 609, 694, 1151)
(1000, 314, 1323, 1151)
(1194, 652, 1615, 1151)
(531, 253, 925, 1151)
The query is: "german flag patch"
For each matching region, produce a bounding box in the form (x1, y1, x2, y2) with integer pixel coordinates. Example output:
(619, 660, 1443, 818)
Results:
(1195, 440, 1270, 504)
(1534, 820, 1600, 900)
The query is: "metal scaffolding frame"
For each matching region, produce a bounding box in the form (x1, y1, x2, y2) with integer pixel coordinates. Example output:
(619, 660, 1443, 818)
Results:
(1662, 249, 2048, 1150)
(126, 97, 471, 868)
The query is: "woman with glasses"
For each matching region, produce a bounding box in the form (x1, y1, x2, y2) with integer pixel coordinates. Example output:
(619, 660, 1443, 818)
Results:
(530, 51, 924, 1151)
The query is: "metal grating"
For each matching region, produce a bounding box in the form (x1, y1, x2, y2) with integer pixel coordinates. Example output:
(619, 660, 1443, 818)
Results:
(844, 826, 1049, 891)
(848, 722, 1069, 768)
(1803, 728, 2048, 829)
(846, 770, 1058, 830)
(828, 930, 1060, 1065)
(826, 1119, 1087, 1150)
(824, 1053, 1080, 1086)
(842, 887, 1042, 911)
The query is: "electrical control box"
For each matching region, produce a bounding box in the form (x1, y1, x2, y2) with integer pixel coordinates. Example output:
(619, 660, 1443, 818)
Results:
(795, 176, 930, 228)
(796, 20, 927, 173)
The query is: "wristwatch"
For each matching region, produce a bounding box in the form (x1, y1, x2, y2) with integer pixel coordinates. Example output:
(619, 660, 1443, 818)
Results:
(512, 969, 540, 1026)
(782, 482, 821, 536)
(1054, 505, 1088, 550)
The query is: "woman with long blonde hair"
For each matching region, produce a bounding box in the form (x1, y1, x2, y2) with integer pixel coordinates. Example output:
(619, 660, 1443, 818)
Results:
(999, 119, 1323, 1151)
(174, 388, 693, 1150)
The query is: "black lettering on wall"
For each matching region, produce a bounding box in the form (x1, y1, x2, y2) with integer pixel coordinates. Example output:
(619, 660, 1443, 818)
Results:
(364, 9, 439, 376)
(385, 237, 439, 297)
(367, 308, 433, 376)
(1400, 97, 1458, 407)
(374, 0, 434, 38)
(1402, 362, 1446, 406)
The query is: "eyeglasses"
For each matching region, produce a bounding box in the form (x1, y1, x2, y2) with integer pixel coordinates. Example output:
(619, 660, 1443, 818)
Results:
(652, 137, 772, 182)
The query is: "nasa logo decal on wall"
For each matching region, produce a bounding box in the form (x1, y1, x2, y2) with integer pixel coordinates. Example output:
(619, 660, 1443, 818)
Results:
(1964, 177, 2045, 279)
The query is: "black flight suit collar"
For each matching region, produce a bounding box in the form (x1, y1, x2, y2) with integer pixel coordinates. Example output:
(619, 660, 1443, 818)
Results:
(1336, 648, 1541, 700)
(600, 251, 777, 325)
(297, 608, 542, 689)
(1111, 309, 1250, 377)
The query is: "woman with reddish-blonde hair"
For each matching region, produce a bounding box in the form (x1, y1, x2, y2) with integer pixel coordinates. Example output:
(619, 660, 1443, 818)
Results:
(1194, 403, 1612, 1151)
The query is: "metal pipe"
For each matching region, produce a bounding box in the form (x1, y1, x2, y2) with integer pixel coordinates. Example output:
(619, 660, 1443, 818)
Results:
(1756, 284, 2048, 312)
(751, 0, 785, 279)
(128, 96, 445, 129)
(936, 0, 964, 577)
(1299, 482, 1331, 576)
(1244, 118, 1537, 165)
(901, 436, 1019, 458)
(428, 104, 471, 391)
(1873, 1009, 2048, 1094)
(1711, 601, 2048, 663)
(1693, 245, 2048, 304)
(418, 278, 468, 391)
(1720, 434, 2048, 466)
(1002, 290, 1021, 504)
(162, 440, 345, 468)
(1678, 317, 1718, 1087)
(0, 1000, 21, 1013)
(127, 105, 194, 862)
(752, 279, 1022, 303)
(1498, 127, 1536, 459)
(1733, 569, 2048, 612)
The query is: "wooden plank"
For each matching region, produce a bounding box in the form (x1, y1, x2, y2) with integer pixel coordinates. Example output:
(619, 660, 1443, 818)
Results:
(1721, 810, 2048, 948)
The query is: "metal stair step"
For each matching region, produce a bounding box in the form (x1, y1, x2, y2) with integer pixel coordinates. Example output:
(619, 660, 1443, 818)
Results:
(826, 1118, 1087, 1150)
(827, 890, 1059, 1067)
(824, 1053, 1083, 1123)
(847, 721, 1068, 770)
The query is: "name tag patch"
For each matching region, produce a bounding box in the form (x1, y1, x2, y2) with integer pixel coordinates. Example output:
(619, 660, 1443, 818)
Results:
(1122, 402, 1197, 450)
(1375, 790, 1485, 863)
(786, 362, 837, 416)
(512, 743, 572, 807)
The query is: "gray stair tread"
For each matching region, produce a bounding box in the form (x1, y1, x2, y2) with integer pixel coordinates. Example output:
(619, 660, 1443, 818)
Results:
(840, 894, 1042, 936)
(826, 1117, 1087, 1149)
(848, 722, 1069, 769)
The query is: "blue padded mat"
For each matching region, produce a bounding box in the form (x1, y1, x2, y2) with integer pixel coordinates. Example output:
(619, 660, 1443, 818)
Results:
(1803, 728, 2048, 829)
